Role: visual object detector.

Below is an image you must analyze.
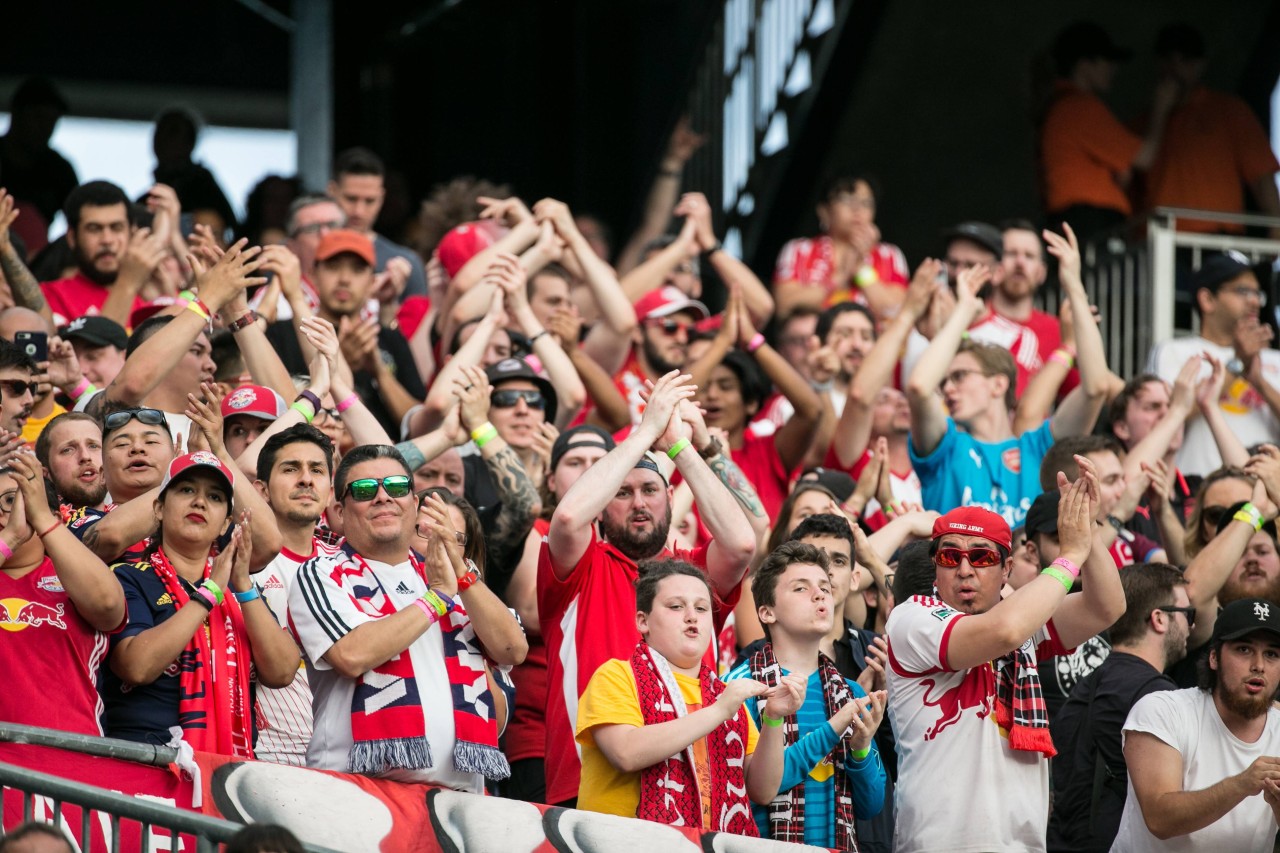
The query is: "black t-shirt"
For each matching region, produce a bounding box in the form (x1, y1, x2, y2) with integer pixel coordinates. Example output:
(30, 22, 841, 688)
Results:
(1038, 631, 1112, 720)
(1047, 652, 1177, 853)
(265, 319, 425, 437)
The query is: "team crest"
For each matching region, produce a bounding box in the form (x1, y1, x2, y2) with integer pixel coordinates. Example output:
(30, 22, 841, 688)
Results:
(36, 576, 65, 593)
(1001, 447, 1021, 474)
(189, 450, 221, 467)
(225, 388, 258, 410)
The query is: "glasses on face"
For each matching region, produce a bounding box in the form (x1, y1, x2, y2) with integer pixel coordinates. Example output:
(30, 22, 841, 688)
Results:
(1157, 605, 1197, 627)
(645, 318, 693, 337)
(0, 380, 38, 398)
(938, 368, 985, 392)
(1222, 286, 1267, 305)
(944, 258, 988, 271)
(934, 546, 1003, 569)
(103, 408, 169, 433)
(290, 220, 344, 237)
(1201, 505, 1230, 529)
(343, 474, 412, 502)
(0, 490, 15, 513)
(491, 389, 545, 411)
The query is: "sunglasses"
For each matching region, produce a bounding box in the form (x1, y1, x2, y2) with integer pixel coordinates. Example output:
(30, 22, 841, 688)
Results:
(934, 546, 1003, 569)
(645, 318, 693, 336)
(343, 474, 412, 502)
(491, 389, 545, 410)
(1157, 605, 1196, 627)
(1201, 505, 1230, 529)
(103, 408, 170, 433)
(0, 379, 39, 398)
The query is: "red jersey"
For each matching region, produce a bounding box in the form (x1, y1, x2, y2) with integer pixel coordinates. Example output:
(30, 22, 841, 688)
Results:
(41, 271, 148, 329)
(772, 235, 909, 307)
(611, 348, 651, 427)
(968, 308, 1079, 397)
(537, 528, 733, 806)
(506, 519, 550, 765)
(0, 557, 115, 735)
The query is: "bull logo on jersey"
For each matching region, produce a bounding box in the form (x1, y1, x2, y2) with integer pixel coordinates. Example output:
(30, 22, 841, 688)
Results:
(919, 668, 994, 739)
(0, 598, 67, 631)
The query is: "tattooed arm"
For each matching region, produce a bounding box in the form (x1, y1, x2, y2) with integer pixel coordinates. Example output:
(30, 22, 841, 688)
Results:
(0, 190, 53, 323)
(481, 442, 542, 594)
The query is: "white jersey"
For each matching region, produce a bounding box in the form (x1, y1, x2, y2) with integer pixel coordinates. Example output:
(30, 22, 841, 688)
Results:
(287, 541, 483, 793)
(253, 545, 315, 766)
(885, 595, 1067, 853)
(1112, 688, 1280, 852)
(1148, 336, 1280, 476)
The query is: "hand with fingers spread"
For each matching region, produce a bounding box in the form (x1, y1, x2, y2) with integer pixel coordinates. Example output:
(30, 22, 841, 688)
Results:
(190, 238, 266, 312)
(638, 370, 697, 446)
(0, 430, 28, 469)
(258, 244, 304, 304)
(832, 690, 886, 755)
(664, 116, 706, 169)
(1196, 352, 1227, 413)
(186, 382, 228, 458)
(954, 263, 991, 318)
(477, 196, 533, 229)
(759, 673, 807, 720)
(452, 364, 493, 434)
(118, 227, 169, 290)
(1043, 224, 1083, 291)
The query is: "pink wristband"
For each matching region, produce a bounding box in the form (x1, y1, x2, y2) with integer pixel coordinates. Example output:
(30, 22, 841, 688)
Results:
(1051, 557, 1081, 580)
(0, 539, 12, 560)
(411, 597, 438, 622)
(191, 588, 218, 610)
(336, 393, 359, 413)
(70, 377, 91, 400)
(746, 332, 765, 354)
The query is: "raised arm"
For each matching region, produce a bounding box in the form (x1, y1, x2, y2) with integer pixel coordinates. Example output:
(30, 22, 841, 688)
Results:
(677, 192, 774, 325)
(548, 308, 632, 432)
(1047, 225, 1109, 439)
(99, 227, 166, 329)
(439, 196, 539, 344)
(735, 302, 823, 472)
(0, 190, 53, 324)
(619, 216, 700, 304)
(1195, 354, 1249, 468)
(905, 265, 988, 456)
(412, 284, 507, 436)
(1122, 357, 1202, 480)
(613, 116, 704, 276)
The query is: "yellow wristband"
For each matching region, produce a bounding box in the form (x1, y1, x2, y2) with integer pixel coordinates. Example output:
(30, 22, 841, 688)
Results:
(185, 301, 210, 322)
(471, 423, 499, 448)
(1235, 505, 1265, 531)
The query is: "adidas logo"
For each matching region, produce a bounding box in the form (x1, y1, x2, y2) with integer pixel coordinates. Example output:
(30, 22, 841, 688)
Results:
(156, 593, 173, 607)
(262, 578, 285, 590)
(395, 582, 413, 595)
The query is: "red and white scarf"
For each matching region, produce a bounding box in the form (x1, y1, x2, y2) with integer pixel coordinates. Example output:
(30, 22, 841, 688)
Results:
(332, 542, 509, 780)
(630, 641, 758, 835)
(148, 548, 254, 758)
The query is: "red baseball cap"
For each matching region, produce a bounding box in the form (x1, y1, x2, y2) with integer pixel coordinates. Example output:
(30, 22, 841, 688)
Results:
(316, 229, 375, 266)
(435, 221, 501, 279)
(159, 451, 236, 499)
(931, 506, 1012, 551)
(129, 297, 183, 330)
(221, 385, 286, 421)
(633, 285, 710, 322)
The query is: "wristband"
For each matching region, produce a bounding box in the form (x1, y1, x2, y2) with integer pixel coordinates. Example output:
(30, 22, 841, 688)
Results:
(185, 301, 210, 322)
(69, 377, 92, 401)
(296, 390, 322, 413)
(200, 579, 225, 605)
(336, 393, 359, 413)
(761, 714, 784, 728)
(471, 422, 499, 449)
(1041, 566, 1074, 593)
(1050, 557, 1082, 580)
(1048, 348, 1075, 369)
(36, 521, 62, 539)
(233, 586, 261, 604)
(227, 312, 257, 334)
(698, 436, 724, 461)
(1235, 502, 1266, 531)
(666, 437, 692, 460)
(189, 588, 217, 611)
(746, 332, 765, 354)
(422, 588, 452, 618)
(851, 746, 871, 760)
(704, 240, 723, 255)
(290, 401, 316, 423)
(411, 596, 439, 623)
(528, 329, 552, 346)
(177, 289, 197, 304)
(456, 561, 482, 594)
(0, 539, 12, 560)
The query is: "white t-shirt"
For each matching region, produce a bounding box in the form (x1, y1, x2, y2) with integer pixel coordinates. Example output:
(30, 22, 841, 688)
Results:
(1148, 336, 1280, 476)
(253, 544, 314, 766)
(287, 542, 482, 793)
(885, 595, 1067, 853)
(1112, 688, 1280, 852)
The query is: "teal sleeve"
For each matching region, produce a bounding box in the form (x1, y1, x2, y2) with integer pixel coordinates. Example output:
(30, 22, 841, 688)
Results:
(843, 679, 887, 817)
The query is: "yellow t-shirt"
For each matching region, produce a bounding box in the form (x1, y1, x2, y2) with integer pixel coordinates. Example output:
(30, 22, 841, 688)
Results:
(22, 404, 66, 446)
(575, 657, 759, 822)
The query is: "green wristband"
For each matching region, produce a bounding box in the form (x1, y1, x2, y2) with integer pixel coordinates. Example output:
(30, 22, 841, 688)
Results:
(851, 746, 871, 760)
(200, 579, 225, 605)
(471, 423, 499, 449)
(1235, 502, 1265, 531)
(290, 401, 315, 423)
(667, 437, 691, 460)
(761, 713, 784, 728)
(1040, 566, 1074, 593)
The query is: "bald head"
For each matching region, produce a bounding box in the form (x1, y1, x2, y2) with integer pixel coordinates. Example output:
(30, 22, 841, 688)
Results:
(0, 307, 52, 340)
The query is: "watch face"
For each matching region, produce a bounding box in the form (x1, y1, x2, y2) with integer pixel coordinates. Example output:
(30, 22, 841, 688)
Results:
(1227, 358, 1245, 376)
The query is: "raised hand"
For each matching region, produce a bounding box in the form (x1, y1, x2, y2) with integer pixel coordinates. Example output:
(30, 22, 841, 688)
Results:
(805, 336, 841, 386)
(0, 189, 19, 254)
(832, 690, 886, 754)
(452, 364, 492, 432)
(655, 397, 695, 455)
(300, 317, 338, 399)
(1234, 317, 1275, 385)
(673, 192, 718, 253)
(416, 494, 462, 596)
(1043, 224, 1082, 290)
(1054, 457, 1097, 566)
(191, 239, 266, 312)
(955, 263, 991, 315)
(546, 306, 583, 351)
(8, 452, 55, 532)
(1196, 353, 1227, 411)
(531, 220, 566, 264)
(532, 198, 578, 240)
(1167, 354, 1203, 414)
(856, 636, 889, 694)
(638, 371, 697, 443)
(664, 116, 706, 168)
(258, 244, 303, 303)
(1245, 445, 1280, 518)
(338, 315, 380, 373)
(1142, 459, 1172, 512)
(185, 382, 228, 458)
(904, 258, 942, 320)
(0, 430, 28, 469)
(118, 227, 168, 287)
(477, 196, 533, 229)
(373, 256, 411, 305)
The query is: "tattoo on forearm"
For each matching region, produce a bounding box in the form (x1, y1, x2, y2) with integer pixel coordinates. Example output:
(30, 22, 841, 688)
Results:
(486, 445, 540, 559)
(709, 454, 767, 518)
(0, 248, 48, 312)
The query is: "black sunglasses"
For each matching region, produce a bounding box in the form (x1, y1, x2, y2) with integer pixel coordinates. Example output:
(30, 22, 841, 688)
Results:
(103, 408, 170, 433)
(491, 389, 545, 410)
(1157, 605, 1197, 627)
(1201, 505, 1230, 529)
(0, 379, 38, 398)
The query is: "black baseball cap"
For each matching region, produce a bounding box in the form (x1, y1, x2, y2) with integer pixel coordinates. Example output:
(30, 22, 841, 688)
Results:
(1024, 490, 1061, 536)
(799, 467, 856, 504)
(1053, 22, 1132, 74)
(1193, 251, 1255, 293)
(484, 357, 557, 424)
(60, 316, 128, 350)
(551, 425, 615, 472)
(942, 221, 1003, 260)
(1211, 598, 1280, 643)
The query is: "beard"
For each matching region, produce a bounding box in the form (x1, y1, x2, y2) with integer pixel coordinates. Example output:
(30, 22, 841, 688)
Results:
(1162, 626, 1188, 667)
(601, 502, 673, 562)
(1217, 680, 1276, 720)
(56, 476, 108, 509)
(77, 248, 119, 286)
(642, 335, 682, 375)
(1219, 571, 1280, 608)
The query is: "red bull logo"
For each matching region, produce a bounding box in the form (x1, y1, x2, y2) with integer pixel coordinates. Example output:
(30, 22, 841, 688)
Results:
(0, 598, 67, 631)
(919, 667, 994, 739)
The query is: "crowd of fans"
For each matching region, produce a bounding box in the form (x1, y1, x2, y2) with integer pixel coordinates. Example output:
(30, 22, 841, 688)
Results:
(3, 18, 1280, 853)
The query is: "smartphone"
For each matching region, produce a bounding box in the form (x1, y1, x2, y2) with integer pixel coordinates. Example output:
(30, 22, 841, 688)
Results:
(15, 331, 47, 363)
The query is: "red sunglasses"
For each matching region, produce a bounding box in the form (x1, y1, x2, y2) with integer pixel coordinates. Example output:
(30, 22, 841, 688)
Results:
(934, 546, 1002, 569)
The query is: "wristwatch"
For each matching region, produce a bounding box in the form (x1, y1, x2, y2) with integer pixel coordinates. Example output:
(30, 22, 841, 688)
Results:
(1226, 357, 1245, 376)
(699, 436, 724, 461)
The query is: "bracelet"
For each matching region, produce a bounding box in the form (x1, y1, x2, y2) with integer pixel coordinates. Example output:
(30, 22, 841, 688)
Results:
(1235, 502, 1266, 531)
(177, 289, 197, 304)
(667, 437, 692, 460)
(185, 301, 210, 322)
(200, 579, 225, 605)
(411, 596, 439, 623)
(471, 422, 499, 449)
(456, 561, 481, 594)
(227, 312, 257, 334)
(704, 240, 723, 255)
(1048, 348, 1075, 369)
(698, 436, 723, 461)
(851, 746, 871, 760)
(336, 393, 359, 413)
(1050, 557, 1082, 580)
(528, 329, 552, 346)
(36, 521, 62, 539)
(69, 377, 92, 400)
(189, 588, 217, 611)
(1041, 566, 1074, 593)
(296, 390, 322, 413)
(422, 588, 453, 618)
(0, 539, 12, 560)
(761, 714, 784, 728)
(290, 401, 316, 423)
(746, 332, 765, 354)
(811, 379, 834, 393)
(233, 586, 261, 604)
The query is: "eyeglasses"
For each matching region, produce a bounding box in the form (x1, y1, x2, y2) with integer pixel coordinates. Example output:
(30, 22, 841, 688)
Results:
(645, 318, 693, 337)
(938, 368, 985, 392)
(0, 491, 16, 512)
(1222, 286, 1267, 305)
(1201, 505, 1230, 529)
(491, 389, 545, 410)
(290, 220, 344, 237)
(1157, 605, 1197, 627)
(103, 408, 169, 433)
(934, 546, 1003, 569)
(342, 475, 412, 502)
(0, 380, 38, 398)
(944, 258, 989, 271)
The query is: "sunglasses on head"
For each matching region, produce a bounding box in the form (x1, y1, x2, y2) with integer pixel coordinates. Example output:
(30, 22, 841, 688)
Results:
(343, 474, 412, 502)
(491, 389, 545, 410)
(0, 379, 39, 398)
(934, 546, 1003, 569)
(103, 408, 169, 433)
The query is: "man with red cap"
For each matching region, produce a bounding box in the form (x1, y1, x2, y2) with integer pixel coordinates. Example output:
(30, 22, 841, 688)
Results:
(613, 285, 709, 426)
(885, 456, 1125, 853)
(221, 384, 286, 460)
